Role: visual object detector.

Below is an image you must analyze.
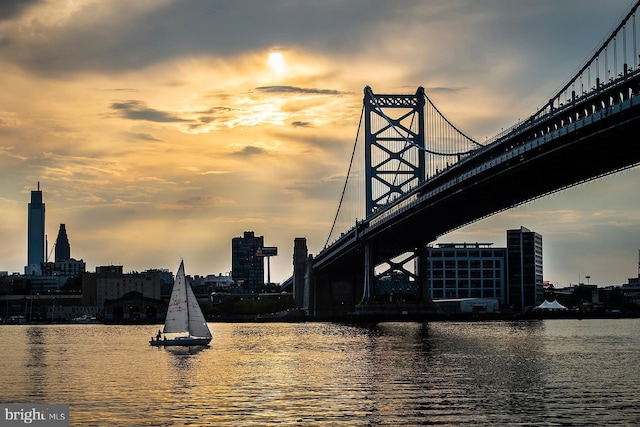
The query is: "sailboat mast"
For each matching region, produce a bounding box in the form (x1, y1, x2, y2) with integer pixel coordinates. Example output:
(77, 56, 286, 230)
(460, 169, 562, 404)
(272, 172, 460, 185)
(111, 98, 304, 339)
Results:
(185, 272, 191, 334)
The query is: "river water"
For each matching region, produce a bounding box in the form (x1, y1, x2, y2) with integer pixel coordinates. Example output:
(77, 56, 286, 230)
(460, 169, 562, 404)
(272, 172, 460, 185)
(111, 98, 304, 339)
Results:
(1, 319, 639, 426)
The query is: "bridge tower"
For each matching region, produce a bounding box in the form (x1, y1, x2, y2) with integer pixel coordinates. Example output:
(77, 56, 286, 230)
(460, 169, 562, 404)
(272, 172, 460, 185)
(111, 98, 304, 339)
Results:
(363, 86, 426, 215)
(361, 87, 429, 307)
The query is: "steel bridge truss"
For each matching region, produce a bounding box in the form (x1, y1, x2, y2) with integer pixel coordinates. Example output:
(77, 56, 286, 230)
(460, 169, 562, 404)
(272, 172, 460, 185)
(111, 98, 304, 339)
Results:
(361, 87, 429, 303)
(363, 86, 426, 217)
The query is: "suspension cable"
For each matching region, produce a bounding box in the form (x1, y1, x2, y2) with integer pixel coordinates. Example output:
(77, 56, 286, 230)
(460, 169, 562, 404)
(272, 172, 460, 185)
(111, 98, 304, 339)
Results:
(324, 105, 365, 249)
(366, 88, 481, 157)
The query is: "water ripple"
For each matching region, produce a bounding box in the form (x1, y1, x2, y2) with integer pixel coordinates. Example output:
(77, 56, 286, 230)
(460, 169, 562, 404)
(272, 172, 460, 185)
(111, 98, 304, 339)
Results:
(0, 320, 639, 425)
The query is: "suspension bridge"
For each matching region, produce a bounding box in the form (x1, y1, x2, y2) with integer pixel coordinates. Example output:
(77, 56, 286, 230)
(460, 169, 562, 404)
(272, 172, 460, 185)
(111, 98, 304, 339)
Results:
(290, 1, 640, 319)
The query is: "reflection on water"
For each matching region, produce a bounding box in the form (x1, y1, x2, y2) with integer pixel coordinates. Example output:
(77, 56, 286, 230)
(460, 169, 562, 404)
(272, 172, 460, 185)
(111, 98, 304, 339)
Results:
(0, 320, 639, 426)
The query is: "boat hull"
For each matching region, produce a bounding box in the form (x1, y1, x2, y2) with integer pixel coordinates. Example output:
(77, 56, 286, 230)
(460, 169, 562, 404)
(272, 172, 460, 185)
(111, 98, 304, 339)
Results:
(149, 336, 212, 347)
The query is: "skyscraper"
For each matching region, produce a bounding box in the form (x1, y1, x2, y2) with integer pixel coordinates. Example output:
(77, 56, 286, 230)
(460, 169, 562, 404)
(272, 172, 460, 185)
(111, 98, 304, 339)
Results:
(506, 226, 543, 312)
(231, 231, 264, 291)
(55, 224, 71, 262)
(27, 182, 46, 273)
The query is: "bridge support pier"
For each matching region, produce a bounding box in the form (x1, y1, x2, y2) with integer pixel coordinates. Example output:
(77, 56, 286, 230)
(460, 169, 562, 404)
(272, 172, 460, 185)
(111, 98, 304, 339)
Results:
(361, 242, 373, 304)
(309, 270, 364, 320)
(351, 241, 435, 320)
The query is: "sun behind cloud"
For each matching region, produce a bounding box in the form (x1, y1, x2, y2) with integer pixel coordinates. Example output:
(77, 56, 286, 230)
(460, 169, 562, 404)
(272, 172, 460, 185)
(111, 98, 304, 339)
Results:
(268, 52, 287, 75)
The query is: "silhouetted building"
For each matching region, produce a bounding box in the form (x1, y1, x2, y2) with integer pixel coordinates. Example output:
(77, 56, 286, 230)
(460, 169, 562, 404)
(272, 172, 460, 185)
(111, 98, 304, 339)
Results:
(426, 243, 507, 303)
(87, 265, 162, 310)
(506, 226, 543, 312)
(42, 259, 86, 278)
(293, 237, 308, 309)
(103, 291, 165, 322)
(232, 231, 264, 291)
(26, 182, 45, 275)
(55, 224, 71, 262)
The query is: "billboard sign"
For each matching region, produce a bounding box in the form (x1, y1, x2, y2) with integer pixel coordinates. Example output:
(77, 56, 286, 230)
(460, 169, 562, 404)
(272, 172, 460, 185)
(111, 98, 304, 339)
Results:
(257, 247, 278, 257)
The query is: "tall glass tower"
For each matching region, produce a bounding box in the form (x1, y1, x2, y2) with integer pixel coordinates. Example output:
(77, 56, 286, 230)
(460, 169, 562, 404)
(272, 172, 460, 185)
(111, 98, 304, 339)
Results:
(27, 182, 46, 270)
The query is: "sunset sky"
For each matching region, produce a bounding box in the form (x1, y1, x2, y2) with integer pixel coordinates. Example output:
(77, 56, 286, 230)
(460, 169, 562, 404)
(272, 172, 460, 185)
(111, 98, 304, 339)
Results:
(1, 0, 639, 286)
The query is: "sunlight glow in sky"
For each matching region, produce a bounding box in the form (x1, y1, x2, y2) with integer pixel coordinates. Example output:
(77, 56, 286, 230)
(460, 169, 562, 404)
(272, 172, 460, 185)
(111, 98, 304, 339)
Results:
(268, 52, 287, 76)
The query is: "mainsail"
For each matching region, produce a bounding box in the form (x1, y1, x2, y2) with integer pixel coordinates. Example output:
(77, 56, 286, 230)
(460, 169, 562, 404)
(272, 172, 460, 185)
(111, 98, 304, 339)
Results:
(163, 260, 211, 338)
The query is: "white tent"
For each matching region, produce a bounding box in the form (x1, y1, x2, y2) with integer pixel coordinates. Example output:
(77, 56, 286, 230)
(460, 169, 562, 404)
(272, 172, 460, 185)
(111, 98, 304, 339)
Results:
(535, 299, 567, 310)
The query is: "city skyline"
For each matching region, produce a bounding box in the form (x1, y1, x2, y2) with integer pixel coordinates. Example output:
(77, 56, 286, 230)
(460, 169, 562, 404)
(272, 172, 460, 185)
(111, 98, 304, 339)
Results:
(1, 1, 639, 285)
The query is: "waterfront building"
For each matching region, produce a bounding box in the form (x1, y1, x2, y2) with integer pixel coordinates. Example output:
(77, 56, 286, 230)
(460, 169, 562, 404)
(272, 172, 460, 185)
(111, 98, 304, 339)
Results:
(203, 273, 234, 291)
(426, 243, 507, 304)
(232, 231, 264, 291)
(86, 265, 162, 310)
(41, 259, 86, 278)
(26, 183, 45, 275)
(54, 224, 71, 261)
(506, 226, 543, 311)
(426, 226, 543, 311)
(103, 291, 165, 322)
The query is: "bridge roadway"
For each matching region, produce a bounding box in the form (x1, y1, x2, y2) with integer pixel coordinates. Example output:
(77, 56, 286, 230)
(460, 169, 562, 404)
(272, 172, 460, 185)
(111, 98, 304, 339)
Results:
(314, 71, 640, 275)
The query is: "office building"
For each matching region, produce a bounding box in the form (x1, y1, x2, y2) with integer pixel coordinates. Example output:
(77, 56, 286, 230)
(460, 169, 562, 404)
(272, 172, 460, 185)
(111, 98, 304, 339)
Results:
(26, 182, 45, 274)
(89, 265, 161, 309)
(425, 227, 544, 311)
(42, 259, 86, 278)
(426, 243, 507, 303)
(232, 231, 264, 291)
(506, 226, 544, 311)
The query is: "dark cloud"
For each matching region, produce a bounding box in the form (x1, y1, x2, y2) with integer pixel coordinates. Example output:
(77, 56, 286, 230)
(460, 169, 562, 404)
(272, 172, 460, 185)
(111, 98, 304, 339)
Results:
(232, 146, 266, 156)
(195, 106, 234, 125)
(129, 132, 160, 141)
(0, 0, 41, 21)
(291, 121, 312, 128)
(110, 100, 189, 123)
(426, 87, 465, 95)
(175, 195, 217, 207)
(255, 86, 344, 95)
(0, 0, 627, 82)
(1, 0, 400, 76)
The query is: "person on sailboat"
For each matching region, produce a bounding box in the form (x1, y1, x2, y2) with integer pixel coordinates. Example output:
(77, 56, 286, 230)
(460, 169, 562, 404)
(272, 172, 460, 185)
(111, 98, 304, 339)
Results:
(156, 330, 162, 341)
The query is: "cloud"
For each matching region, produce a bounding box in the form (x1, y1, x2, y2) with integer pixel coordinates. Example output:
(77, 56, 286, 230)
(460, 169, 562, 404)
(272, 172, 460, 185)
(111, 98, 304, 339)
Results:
(426, 87, 465, 95)
(232, 146, 266, 157)
(174, 195, 232, 208)
(285, 175, 344, 200)
(0, 0, 399, 77)
(110, 100, 190, 123)
(291, 121, 312, 128)
(0, 0, 42, 21)
(129, 132, 161, 141)
(255, 86, 344, 95)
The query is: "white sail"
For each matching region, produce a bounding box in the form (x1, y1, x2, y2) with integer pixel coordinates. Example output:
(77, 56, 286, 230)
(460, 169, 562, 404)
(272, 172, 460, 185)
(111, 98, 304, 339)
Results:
(185, 275, 212, 338)
(151, 260, 212, 346)
(163, 260, 190, 334)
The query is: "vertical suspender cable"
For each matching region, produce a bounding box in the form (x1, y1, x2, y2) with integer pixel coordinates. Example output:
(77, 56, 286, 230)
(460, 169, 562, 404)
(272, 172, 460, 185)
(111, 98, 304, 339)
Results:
(613, 37, 618, 79)
(635, 13, 638, 69)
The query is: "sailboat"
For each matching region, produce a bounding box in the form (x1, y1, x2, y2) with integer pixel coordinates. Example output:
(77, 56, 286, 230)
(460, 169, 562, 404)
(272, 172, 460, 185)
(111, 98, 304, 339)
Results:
(150, 260, 212, 347)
